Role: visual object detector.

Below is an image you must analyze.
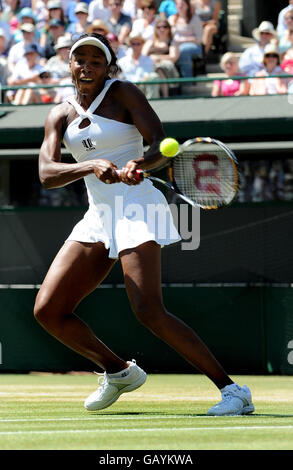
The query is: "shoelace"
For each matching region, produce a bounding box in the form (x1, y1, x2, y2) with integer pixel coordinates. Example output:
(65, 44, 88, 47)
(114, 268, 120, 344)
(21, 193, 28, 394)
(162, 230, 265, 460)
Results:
(93, 372, 108, 391)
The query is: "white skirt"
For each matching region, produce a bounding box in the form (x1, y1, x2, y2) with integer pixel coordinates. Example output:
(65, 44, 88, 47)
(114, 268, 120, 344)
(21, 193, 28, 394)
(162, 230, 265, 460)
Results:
(66, 183, 181, 258)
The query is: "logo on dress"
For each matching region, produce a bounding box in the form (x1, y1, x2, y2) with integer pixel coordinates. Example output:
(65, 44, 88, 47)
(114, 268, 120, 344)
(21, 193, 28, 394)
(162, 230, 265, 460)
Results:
(82, 138, 96, 151)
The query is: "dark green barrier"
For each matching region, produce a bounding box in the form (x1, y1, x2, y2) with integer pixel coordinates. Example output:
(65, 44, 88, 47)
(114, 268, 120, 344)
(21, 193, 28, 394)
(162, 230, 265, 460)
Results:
(1, 285, 292, 374)
(1, 203, 293, 284)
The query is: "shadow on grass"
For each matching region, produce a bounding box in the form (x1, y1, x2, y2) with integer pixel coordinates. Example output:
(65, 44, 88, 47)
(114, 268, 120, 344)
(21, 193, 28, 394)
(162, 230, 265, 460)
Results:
(90, 411, 208, 416)
(89, 411, 293, 418)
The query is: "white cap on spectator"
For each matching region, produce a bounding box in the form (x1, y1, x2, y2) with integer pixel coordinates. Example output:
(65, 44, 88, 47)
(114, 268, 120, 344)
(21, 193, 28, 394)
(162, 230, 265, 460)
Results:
(20, 23, 35, 33)
(75, 2, 89, 14)
(252, 21, 277, 41)
(263, 43, 281, 64)
(47, 0, 62, 9)
(54, 35, 72, 50)
(128, 31, 146, 44)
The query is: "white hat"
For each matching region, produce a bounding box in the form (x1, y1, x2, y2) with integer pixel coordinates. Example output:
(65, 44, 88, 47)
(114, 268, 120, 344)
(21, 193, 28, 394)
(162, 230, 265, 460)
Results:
(74, 2, 88, 14)
(47, 0, 62, 9)
(263, 43, 281, 63)
(20, 22, 35, 33)
(252, 21, 277, 42)
(128, 31, 146, 44)
(69, 36, 112, 64)
(54, 35, 72, 50)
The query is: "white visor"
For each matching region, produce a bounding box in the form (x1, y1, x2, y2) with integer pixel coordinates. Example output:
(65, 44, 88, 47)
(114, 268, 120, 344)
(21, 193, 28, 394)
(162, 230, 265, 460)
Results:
(69, 37, 112, 64)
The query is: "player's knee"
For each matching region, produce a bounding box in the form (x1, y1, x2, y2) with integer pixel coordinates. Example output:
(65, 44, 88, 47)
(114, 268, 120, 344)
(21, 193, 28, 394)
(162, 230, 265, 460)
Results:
(34, 299, 47, 324)
(131, 296, 166, 329)
(33, 295, 53, 328)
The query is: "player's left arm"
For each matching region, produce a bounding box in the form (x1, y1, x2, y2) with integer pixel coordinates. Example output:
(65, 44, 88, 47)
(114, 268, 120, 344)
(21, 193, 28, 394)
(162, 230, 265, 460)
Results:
(115, 81, 167, 174)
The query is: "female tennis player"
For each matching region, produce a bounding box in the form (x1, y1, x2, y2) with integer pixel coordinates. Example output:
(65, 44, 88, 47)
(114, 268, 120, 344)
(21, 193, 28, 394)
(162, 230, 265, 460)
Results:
(34, 33, 254, 416)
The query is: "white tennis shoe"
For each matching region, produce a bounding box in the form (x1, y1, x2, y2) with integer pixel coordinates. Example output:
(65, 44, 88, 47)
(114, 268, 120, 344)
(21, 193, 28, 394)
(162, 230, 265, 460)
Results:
(207, 383, 255, 416)
(84, 360, 147, 411)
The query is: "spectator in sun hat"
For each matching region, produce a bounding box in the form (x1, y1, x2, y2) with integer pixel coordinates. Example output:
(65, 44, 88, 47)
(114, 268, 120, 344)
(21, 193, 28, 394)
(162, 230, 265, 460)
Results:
(7, 23, 44, 73)
(249, 44, 287, 96)
(66, 2, 91, 41)
(239, 21, 277, 76)
(46, 35, 72, 78)
(86, 18, 110, 36)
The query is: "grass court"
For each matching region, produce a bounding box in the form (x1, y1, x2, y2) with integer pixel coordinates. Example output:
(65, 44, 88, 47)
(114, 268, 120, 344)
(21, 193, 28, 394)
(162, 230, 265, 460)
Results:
(1, 373, 293, 450)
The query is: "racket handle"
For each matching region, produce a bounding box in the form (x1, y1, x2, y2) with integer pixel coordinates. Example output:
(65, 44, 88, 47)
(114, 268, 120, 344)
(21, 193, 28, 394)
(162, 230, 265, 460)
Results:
(116, 169, 145, 181)
(134, 169, 144, 181)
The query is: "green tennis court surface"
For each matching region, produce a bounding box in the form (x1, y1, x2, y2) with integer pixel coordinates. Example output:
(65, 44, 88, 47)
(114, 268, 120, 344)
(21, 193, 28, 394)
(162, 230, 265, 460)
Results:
(1, 374, 293, 450)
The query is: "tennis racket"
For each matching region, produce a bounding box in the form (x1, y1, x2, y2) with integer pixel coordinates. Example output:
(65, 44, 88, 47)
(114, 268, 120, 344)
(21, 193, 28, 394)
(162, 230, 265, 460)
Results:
(120, 137, 239, 210)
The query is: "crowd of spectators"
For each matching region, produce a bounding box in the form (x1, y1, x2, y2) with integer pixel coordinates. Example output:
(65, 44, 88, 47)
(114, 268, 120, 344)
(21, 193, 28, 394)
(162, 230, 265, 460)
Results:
(213, 1, 293, 97)
(1, 1, 293, 101)
(1, 1, 293, 205)
(0, 0, 224, 101)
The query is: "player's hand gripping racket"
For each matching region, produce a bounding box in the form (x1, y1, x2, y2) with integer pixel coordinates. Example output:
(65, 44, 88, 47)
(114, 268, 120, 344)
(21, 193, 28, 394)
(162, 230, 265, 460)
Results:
(121, 137, 239, 210)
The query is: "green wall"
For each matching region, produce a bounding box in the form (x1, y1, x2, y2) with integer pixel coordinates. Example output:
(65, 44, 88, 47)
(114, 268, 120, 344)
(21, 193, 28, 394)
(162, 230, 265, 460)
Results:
(1, 286, 292, 374)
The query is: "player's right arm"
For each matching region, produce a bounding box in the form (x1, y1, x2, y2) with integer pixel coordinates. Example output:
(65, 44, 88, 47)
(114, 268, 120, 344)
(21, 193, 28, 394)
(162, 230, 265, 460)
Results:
(39, 103, 119, 189)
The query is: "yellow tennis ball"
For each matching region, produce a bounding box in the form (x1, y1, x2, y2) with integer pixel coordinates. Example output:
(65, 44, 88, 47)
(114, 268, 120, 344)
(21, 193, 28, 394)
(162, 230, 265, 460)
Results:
(160, 138, 179, 157)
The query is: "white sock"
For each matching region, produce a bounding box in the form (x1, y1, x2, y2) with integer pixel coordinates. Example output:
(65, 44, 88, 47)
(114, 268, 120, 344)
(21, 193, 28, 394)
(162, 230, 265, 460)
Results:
(107, 364, 130, 379)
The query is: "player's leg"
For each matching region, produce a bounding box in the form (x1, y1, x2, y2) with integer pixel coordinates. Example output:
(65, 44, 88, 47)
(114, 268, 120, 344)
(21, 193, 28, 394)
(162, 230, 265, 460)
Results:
(121, 241, 254, 415)
(120, 241, 233, 390)
(34, 240, 127, 373)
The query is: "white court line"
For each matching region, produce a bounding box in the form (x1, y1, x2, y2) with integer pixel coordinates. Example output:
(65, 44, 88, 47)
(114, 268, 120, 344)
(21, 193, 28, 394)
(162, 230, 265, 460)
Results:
(1, 425, 293, 435)
(1, 392, 292, 402)
(1, 415, 246, 423)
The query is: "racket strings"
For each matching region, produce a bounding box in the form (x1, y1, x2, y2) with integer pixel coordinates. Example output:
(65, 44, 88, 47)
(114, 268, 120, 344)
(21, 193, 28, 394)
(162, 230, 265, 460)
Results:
(173, 149, 238, 207)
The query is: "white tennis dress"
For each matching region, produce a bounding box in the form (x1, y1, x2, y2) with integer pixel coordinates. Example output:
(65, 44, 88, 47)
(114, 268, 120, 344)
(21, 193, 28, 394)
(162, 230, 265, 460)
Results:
(63, 78, 181, 258)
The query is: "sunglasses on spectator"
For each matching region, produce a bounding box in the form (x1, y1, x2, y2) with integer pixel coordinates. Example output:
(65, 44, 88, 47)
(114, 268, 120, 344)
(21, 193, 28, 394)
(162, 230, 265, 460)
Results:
(142, 6, 155, 10)
(260, 31, 273, 35)
(156, 25, 169, 29)
(93, 28, 107, 33)
(130, 42, 143, 46)
(265, 54, 279, 58)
